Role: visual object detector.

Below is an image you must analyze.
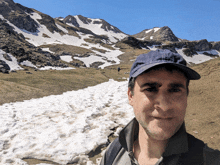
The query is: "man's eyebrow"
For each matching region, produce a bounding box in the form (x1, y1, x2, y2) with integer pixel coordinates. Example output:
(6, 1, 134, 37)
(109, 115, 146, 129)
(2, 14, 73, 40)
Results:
(140, 82, 161, 88)
(170, 83, 186, 88)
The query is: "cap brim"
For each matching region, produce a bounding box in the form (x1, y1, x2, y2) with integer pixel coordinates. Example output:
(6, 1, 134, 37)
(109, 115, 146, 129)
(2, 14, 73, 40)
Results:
(131, 62, 200, 80)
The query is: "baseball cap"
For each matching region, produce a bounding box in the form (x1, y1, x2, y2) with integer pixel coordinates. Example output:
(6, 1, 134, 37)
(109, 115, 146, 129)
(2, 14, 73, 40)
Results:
(129, 49, 200, 81)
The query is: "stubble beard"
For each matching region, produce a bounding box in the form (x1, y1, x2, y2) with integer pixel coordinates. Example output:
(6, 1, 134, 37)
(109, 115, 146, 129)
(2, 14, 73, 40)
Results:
(139, 120, 183, 141)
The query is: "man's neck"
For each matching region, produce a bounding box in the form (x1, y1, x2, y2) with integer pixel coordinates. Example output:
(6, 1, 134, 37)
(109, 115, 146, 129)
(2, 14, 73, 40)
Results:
(133, 124, 168, 165)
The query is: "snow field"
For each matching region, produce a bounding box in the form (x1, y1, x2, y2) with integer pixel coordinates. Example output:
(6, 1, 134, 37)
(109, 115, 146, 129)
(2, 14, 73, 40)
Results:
(0, 79, 134, 164)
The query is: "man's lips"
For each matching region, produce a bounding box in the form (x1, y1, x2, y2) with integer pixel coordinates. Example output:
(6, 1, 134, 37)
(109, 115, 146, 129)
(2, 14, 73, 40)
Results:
(152, 116, 173, 120)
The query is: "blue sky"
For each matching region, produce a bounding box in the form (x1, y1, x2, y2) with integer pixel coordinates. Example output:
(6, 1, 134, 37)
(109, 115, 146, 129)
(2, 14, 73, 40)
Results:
(13, 0, 220, 42)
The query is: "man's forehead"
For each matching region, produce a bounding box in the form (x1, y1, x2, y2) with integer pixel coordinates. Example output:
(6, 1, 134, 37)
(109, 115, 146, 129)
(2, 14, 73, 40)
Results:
(138, 81, 186, 89)
(138, 68, 187, 78)
(136, 69, 187, 85)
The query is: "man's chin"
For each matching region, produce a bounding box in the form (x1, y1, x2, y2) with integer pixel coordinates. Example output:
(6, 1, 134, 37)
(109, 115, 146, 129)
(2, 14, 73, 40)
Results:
(144, 125, 181, 141)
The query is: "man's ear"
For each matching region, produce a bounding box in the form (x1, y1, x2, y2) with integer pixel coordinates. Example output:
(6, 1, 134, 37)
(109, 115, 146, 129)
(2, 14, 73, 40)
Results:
(128, 88, 134, 106)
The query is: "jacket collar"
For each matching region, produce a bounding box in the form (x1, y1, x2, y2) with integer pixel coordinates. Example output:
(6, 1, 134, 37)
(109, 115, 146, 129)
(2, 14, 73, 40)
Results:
(119, 118, 188, 157)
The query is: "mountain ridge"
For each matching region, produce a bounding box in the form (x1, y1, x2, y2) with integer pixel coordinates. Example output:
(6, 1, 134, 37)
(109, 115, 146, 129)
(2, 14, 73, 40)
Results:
(0, 0, 220, 73)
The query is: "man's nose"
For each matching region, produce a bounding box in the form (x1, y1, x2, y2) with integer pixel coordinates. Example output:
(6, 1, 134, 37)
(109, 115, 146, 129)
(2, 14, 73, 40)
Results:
(154, 92, 172, 111)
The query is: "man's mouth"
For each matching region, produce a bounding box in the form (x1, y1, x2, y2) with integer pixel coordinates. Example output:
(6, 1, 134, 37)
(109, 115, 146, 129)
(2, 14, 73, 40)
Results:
(153, 117, 173, 120)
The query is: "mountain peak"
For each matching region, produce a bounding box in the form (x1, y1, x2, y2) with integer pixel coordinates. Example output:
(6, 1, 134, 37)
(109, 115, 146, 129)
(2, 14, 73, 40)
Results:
(62, 14, 127, 42)
(77, 15, 92, 24)
(133, 26, 178, 42)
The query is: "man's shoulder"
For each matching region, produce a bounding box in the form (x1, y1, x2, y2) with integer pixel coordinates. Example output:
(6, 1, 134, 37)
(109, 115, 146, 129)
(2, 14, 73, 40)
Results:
(187, 133, 205, 148)
(99, 137, 129, 165)
(184, 133, 220, 164)
(204, 145, 220, 165)
(187, 133, 220, 155)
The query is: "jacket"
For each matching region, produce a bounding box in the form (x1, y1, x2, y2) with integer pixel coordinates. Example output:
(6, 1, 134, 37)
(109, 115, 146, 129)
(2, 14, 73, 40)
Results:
(100, 118, 220, 165)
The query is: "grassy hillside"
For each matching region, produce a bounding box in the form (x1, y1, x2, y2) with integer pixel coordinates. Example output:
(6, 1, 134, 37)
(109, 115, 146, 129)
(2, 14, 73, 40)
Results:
(185, 57, 220, 150)
(0, 66, 125, 105)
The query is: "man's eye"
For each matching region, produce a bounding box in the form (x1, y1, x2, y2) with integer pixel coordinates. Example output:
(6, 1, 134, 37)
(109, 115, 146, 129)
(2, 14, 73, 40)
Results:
(145, 87, 157, 92)
(169, 88, 181, 92)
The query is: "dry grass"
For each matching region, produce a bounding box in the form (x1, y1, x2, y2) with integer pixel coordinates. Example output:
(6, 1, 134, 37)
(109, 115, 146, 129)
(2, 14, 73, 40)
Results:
(0, 65, 130, 105)
(39, 44, 93, 55)
(185, 57, 220, 150)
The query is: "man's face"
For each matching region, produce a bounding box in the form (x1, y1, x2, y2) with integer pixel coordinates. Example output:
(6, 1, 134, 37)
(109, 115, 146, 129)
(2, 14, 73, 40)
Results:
(128, 69, 188, 141)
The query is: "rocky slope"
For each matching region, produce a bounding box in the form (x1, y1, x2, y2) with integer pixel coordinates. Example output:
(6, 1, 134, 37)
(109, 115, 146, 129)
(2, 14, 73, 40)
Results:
(0, 14, 67, 73)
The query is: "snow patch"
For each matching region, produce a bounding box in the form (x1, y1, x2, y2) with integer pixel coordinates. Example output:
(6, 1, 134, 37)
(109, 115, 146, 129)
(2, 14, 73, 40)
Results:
(29, 12, 42, 20)
(39, 66, 75, 70)
(74, 55, 105, 67)
(74, 15, 127, 43)
(41, 48, 55, 54)
(60, 55, 73, 63)
(154, 27, 160, 32)
(145, 29, 153, 34)
(20, 60, 37, 68)
(176, 48, 219, 64)
(56, 23, 69, 34)
(147, 45, 159, 50)
(0, 49, 23, 71)
(0, 14, 4, 20)
(74, 46, 123, 69)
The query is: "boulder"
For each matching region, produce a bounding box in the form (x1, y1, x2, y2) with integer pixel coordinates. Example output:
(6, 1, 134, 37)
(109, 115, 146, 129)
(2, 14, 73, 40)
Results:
(0, 60, 10, 73)
(121, 36, 142, 49)
(182, 48, 197, 57)
(90, 62, 104, 68)
(121, 36, 153, 49)
(194, 39, 212, 51)
(1, 46, 9, 53)
(7, 13, 39, 33)
(212, 41, 220, 51)
(3, 53, 12, 61)
(155, 45, 177, 53)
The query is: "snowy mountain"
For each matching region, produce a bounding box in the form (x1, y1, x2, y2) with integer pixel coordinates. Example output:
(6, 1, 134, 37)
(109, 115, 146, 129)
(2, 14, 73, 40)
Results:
(0, 0, 128, 71)
(0, 0, 220, 73)
(62, 15, 127, 43)
(132, 26, 179, 42)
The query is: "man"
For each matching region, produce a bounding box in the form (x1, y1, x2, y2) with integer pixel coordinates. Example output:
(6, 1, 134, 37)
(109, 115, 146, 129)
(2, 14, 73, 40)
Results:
(100, 49, 220, 165)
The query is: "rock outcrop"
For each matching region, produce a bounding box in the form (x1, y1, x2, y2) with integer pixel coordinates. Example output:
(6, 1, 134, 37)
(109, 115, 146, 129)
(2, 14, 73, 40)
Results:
(0, 18, 68, 72)
(119, 36, 162, 49)
(212, 41, 220, 51)
(0, 0, 39, 32)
